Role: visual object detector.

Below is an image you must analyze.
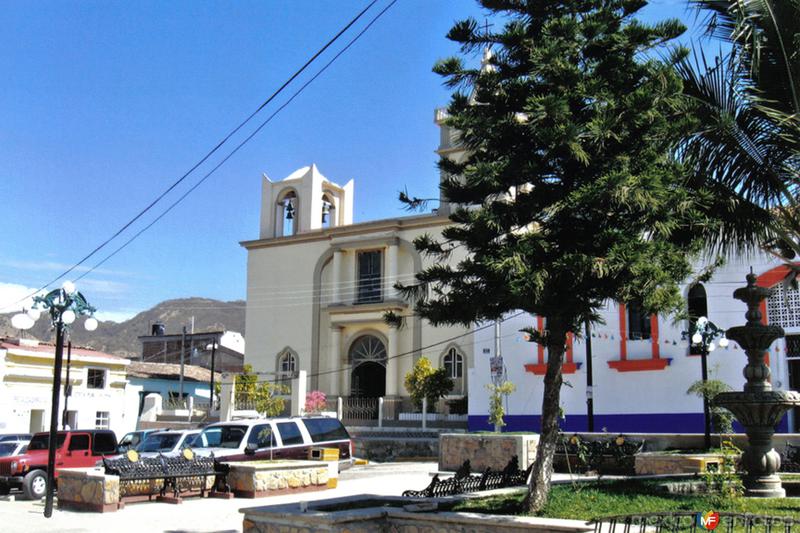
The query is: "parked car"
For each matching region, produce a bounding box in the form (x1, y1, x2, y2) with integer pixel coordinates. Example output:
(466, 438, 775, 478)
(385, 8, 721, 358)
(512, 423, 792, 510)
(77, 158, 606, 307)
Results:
(0, 430, 118, 499)
(116, 429, 165, 453)
(0, 441, 28, 458)
(137, 430, 200, 456)
(0, 434, 32, 443)
(192, 416, 352, 466)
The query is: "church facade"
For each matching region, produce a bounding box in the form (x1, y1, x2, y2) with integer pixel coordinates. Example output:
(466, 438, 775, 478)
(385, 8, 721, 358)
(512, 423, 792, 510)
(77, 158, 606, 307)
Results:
(240, 156, 472, 403)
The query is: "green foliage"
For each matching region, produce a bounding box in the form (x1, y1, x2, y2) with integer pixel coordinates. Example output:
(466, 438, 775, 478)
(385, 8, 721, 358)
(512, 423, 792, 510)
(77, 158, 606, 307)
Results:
(686, 377, 734, 434)
(235, 364, 288, 417)
(404, 357, 454, 411)
(397, 0, 713, 513)
(677, 2, 800, 259)
(487, 381, 516, 430)
(450, 477, 800, 519)
(702, 439, 744, 505)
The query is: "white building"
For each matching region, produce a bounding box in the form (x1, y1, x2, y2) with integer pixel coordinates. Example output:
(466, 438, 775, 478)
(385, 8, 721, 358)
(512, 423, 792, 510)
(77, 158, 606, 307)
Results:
(241, 164, 471, 402)
(470, 256, 800, 434)
(0, 338, 140, 437)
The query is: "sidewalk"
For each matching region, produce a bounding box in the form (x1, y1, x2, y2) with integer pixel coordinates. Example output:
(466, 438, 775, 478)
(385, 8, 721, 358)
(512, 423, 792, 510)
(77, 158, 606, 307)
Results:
(0, 461, 438, 533)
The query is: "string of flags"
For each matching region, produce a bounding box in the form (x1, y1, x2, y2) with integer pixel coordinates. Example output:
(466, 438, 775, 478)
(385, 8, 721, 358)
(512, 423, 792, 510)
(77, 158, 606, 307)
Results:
(516, 331, 785, 352)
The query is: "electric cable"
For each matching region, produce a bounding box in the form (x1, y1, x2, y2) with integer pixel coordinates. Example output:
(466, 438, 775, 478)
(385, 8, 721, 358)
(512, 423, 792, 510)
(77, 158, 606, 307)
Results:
(2, 0, 384, 310)
(73, 0, 399, 285)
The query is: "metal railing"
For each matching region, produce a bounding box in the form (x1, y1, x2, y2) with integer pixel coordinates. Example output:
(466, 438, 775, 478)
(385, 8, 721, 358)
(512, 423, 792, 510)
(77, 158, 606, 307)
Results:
(341, 397, 378, 422)
(591, 513, 797, 533)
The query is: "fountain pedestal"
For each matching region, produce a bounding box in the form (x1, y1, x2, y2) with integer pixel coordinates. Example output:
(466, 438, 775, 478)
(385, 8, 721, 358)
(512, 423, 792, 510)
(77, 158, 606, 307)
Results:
(715, 273, 800, 498)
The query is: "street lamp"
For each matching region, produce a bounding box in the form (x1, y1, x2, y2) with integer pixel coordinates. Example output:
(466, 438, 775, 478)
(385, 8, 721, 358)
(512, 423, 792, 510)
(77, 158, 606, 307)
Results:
(688, 316, 729, 450)
(206, 340, 218, 410)
(12, 281, 97, 518)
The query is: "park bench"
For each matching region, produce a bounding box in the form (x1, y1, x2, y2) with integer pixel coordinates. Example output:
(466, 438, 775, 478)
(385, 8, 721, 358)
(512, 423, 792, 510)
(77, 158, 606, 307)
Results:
(557, 434, 645, 474)
(102, 450, 230, 503)
(402, 456, 532, 498)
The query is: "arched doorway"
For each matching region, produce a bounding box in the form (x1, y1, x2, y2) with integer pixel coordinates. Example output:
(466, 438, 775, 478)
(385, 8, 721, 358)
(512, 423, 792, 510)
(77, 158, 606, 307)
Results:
(349, 334, 387, 398)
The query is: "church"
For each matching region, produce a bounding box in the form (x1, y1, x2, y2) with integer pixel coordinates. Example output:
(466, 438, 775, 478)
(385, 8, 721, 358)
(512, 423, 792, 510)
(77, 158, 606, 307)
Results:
(239, 107, 471, 406)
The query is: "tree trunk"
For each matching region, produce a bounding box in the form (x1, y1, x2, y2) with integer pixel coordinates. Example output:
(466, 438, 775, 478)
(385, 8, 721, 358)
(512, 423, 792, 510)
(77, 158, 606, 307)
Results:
(523, 325, 566, 514)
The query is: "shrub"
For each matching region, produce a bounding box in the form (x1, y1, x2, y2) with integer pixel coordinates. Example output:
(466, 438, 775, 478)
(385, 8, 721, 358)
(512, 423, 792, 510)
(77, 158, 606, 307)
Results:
(404, 357, 453, 411)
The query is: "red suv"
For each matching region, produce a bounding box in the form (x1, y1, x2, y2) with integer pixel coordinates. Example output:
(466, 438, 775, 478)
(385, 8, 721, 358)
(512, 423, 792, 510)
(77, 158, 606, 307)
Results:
(0, 430, 118, 500)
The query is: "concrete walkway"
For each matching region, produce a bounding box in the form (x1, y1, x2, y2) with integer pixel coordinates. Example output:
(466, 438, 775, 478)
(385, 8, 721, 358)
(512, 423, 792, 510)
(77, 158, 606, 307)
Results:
(0, 462, 436, 533)
(0, 462, 588, 533)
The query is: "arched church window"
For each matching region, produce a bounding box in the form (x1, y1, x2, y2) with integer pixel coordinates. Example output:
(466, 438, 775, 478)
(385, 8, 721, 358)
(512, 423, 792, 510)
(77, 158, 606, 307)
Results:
(349, 335, 387, 365)
(442, 347, 464, 395)
(276, 349, 297, 383)
(276, 190, 297, 237)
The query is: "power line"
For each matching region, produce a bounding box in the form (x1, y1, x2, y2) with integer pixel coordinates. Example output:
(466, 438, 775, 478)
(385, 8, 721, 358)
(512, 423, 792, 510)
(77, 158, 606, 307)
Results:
(244, 310, 526, 385)
(4, 0, 384, 310)
(74, 0, 398, 285)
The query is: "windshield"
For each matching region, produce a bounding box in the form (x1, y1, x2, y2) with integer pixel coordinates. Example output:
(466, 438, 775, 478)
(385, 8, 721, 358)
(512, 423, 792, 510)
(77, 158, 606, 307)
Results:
(194, 425, 247, 449)
(0, 443, 20, 457)
(139, 434, 181, 452)
(28, 434, 67, 451)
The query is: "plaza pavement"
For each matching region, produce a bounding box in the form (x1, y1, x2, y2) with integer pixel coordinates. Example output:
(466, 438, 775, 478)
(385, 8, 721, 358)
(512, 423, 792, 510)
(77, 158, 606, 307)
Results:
(0, 461, 581, 532)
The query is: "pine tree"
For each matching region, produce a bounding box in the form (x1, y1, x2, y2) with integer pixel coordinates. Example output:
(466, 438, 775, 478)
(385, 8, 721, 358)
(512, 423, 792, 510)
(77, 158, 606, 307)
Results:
(398, 0, 712, 512)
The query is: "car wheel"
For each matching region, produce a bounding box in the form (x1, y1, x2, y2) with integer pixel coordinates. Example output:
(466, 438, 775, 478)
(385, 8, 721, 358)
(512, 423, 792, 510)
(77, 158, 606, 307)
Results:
(23, 470, 47, 500)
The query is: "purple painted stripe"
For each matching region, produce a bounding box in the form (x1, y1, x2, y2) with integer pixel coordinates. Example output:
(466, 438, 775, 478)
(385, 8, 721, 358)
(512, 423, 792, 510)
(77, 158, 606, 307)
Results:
(468, 413, 791, 434)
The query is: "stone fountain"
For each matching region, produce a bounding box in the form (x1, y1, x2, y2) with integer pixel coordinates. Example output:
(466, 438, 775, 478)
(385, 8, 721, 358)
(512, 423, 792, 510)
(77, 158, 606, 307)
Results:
(715, 273, 800, 498)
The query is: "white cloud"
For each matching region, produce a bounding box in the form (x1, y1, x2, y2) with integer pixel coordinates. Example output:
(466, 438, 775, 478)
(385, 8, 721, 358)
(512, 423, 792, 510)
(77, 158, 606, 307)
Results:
(76, 278, 129, 295)
(0, 282, 45, 313)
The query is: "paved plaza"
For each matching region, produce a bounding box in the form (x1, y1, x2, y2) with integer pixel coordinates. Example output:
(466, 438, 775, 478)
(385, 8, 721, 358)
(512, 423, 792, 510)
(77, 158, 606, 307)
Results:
(0, 462, 442, 533)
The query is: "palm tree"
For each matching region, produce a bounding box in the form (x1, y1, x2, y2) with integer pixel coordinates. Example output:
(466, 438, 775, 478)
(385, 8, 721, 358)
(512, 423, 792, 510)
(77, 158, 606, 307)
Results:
(677, 1, 800, 262)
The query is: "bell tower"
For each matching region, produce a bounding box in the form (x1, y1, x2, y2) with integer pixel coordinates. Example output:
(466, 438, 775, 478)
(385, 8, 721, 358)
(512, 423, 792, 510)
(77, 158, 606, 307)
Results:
(259, 164, 354, 239)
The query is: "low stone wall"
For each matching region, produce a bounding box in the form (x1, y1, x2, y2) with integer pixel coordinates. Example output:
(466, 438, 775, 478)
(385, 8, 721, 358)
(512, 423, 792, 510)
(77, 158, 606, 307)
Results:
(226, 460, 335, 498)
(635, 453, 728, 475)
(354, 437, 438, 462)
(57, 468, 121, 513)
(241, 495, 594, 533)
(439, 433, 540, 472)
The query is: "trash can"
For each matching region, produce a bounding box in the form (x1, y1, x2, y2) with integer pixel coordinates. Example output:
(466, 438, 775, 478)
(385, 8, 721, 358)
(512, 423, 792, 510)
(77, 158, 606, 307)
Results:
(309, 447, 340, 488)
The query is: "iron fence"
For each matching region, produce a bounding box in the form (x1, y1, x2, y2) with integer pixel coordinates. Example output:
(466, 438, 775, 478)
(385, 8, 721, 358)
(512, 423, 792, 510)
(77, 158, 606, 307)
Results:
(592, 512, 797, 533)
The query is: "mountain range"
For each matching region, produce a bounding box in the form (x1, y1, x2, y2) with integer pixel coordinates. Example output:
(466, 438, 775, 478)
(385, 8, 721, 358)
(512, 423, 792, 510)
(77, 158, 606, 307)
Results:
(0, 298, 246, 358)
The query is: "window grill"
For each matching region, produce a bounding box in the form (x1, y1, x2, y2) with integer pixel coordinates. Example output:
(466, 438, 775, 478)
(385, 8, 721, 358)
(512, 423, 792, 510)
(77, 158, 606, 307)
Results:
(766, 284, 800, 329)
(786, 335, 800, 358)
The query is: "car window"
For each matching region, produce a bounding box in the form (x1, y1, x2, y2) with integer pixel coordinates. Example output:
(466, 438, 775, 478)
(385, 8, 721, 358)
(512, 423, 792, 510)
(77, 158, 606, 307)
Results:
(276, 422, 304, 446)
(93, 432, 117, 454)
(68, 434, 91, 451)
(181, 433, 199, 448)
(195, 425, 247, 449)
(28, 433, 67, 451)
(302, 418, 349, 443)
(0, 443, 18, 456)
(139, 434, 180, 452)
(247, 424, 275, 449)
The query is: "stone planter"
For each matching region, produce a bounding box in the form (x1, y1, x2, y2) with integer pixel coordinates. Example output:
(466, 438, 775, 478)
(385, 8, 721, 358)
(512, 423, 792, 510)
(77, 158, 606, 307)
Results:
(225, 460, 336, 498)
(439, 433, 539, 472)
(57, 468, 121, 513)
(241, 495, 594, 533)
(635, 452, 731, 475)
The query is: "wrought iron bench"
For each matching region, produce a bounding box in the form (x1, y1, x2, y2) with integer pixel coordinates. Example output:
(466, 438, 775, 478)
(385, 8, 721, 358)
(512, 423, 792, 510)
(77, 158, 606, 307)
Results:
(402, 456, 532, 498)
(102, 450, 229, 502)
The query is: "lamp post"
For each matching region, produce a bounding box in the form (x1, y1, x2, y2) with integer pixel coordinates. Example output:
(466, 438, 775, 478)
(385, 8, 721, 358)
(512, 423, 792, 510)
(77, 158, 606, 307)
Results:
(688, 316, 729, 450)
(12, 281, 98, 518)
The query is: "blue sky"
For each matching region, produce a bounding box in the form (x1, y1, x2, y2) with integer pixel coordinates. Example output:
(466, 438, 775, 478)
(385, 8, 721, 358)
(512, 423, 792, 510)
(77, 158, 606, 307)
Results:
(0, 0, 708, 322)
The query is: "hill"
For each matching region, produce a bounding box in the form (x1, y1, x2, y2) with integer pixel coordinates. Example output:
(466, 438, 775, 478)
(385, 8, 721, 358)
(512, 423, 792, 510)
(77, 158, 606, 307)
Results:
(0, 298, 246, 357)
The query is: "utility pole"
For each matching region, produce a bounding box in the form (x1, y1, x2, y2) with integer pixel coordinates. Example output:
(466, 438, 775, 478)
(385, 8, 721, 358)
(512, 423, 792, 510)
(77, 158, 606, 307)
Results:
(209, 339, 217, 410)
(180, 326, 186, 398)
(584, 321, 594, 432)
